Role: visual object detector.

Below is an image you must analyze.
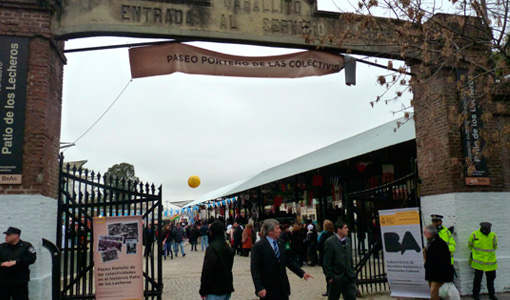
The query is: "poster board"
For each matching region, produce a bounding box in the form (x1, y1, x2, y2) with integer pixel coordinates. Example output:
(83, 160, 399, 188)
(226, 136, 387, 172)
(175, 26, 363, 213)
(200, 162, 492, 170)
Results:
(379, 207, 430, 298)
(93, 216, 144, 300)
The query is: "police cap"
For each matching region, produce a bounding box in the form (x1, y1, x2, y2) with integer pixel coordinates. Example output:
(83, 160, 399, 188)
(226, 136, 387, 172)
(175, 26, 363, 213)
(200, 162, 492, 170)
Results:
(431, 214, 444, 221)
(3, 227, 21, 235)
(480, 222, 492, 228)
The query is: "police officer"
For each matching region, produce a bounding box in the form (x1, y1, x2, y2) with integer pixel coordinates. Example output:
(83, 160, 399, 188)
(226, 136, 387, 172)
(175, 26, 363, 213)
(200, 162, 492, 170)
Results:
(469, 222, 498, 300)
(0, 227, 37, 300)
(431, 214, 456, 265)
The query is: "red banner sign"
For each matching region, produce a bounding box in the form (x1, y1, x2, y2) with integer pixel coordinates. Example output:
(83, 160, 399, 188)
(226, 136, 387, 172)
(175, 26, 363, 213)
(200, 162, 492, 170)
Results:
(129, 43, 345, 79)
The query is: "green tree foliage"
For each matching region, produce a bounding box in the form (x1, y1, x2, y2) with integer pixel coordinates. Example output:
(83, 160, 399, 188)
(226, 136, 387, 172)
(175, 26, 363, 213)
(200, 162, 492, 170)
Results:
(104, 163, 140, 184)
(103, 163, 141, 202)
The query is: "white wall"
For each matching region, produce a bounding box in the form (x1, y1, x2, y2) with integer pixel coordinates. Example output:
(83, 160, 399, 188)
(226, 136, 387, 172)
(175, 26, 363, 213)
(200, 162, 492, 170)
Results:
(421, 192, 510, 295)
(0, 195, 57, 300)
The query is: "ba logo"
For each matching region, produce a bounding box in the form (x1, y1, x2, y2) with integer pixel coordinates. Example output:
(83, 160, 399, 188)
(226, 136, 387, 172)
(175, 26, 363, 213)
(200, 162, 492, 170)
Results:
(383, 232, 421, 254)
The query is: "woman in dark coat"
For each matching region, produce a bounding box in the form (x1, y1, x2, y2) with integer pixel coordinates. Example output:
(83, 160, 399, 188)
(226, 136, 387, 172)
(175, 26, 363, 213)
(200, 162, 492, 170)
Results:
(306, 224, 318, 266)
(199, 221, 235, 299)
(317, 220, 335, 297)
(190, 224, 200, 251)
(290, 224, 305, 267)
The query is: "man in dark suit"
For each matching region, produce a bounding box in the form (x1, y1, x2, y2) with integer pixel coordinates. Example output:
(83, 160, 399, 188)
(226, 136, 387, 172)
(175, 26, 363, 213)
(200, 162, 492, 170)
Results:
(250, 219, 313, 300)
(323, 220, 357, 300)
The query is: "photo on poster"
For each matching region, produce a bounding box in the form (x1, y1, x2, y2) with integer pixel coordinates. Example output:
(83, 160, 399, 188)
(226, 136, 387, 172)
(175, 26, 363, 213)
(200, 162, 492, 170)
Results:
(99, 235, 124, 243)
(98, 235, 123, 252)
(101, 249, 119, 263)
(107, 222, 139, 243)
(126, 241, 137, 254)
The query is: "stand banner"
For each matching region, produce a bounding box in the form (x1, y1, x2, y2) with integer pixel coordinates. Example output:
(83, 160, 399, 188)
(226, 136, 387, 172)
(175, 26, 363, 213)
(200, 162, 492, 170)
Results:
(93, 216, 143, 300)
(379, 207, 430, 298)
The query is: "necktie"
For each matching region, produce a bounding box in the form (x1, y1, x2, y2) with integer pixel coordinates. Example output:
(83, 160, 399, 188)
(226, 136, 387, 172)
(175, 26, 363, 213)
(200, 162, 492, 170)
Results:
(273, 240, 280, 259)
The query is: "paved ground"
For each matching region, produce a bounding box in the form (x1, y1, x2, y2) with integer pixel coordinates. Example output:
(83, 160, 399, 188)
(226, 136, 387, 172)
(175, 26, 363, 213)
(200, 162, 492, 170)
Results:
(160, 243, 510, 300)
(161, 243, 391, 300)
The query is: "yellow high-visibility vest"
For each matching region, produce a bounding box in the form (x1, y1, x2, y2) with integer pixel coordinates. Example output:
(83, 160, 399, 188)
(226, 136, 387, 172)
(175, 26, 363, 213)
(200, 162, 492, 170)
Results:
(438, 226, 456, 265)
(468, 230, 498, 271)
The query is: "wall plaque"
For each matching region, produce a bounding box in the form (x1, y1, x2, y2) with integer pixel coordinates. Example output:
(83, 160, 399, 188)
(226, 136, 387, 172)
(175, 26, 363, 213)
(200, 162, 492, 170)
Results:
(53, 0, 403, 57)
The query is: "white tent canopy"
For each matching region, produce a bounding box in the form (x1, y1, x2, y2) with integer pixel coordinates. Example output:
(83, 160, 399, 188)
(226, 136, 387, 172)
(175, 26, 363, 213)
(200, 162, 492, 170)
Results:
(165, 202, 181, 210)
(183, 117, 415, 208)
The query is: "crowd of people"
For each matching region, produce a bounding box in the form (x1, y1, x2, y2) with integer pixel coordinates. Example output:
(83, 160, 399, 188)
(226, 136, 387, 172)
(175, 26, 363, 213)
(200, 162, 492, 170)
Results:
(147, 216, 357, 300)
(149, 214, 328, 267)
(196, 218, 359, 300)
(0, 211, 500, 300)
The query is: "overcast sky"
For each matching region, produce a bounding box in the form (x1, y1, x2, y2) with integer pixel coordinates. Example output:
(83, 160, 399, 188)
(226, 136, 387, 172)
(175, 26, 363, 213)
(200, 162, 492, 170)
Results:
(60, 1, 412, 206)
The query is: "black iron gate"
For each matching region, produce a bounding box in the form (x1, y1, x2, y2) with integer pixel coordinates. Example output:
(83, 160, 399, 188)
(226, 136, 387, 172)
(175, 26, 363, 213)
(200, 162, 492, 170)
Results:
(56, 155, 163, 299)
(344, 168, 420, 294)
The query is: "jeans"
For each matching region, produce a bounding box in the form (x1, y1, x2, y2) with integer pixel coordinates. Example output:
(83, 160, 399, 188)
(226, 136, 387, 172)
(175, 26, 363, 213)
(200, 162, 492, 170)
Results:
(164, 242, 173, 258)
(173, 241, 185, 255)
(201, 235, 209, 250)
(205, 294, 231, 300)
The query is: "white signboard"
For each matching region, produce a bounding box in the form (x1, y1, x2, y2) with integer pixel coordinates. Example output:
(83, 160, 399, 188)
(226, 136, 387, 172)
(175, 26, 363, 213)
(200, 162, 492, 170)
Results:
(379, 207, 430, 298)
(93, 216, 144, 300)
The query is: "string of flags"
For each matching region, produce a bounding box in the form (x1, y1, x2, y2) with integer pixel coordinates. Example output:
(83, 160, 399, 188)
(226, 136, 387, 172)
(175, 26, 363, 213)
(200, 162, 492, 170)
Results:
(165, 196, 238, 219)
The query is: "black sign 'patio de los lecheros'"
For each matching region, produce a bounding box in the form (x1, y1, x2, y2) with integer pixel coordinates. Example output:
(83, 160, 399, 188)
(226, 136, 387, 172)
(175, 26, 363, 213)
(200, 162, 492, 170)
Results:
(456, 69, 490, 186)
(0, 36, 28, 184)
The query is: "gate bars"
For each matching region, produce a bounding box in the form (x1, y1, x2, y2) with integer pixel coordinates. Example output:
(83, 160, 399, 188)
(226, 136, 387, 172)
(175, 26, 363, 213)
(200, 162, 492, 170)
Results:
(344, 169, 420, 294)
(56, 155, 163, 299)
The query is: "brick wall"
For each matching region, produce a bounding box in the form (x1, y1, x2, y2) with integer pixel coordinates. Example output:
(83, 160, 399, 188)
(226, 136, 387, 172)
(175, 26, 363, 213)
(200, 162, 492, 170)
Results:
(412, 66, 508, 196)
(0, 1, 65, 198)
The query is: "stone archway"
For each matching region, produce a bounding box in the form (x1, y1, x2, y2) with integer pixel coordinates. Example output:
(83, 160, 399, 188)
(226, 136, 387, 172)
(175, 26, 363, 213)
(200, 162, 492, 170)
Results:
(1, 1, 509, 299)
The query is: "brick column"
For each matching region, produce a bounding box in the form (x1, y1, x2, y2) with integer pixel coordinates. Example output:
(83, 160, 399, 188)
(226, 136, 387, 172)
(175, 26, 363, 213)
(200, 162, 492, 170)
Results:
(1, 0, 64, 197)
(0, 1, 64, 299)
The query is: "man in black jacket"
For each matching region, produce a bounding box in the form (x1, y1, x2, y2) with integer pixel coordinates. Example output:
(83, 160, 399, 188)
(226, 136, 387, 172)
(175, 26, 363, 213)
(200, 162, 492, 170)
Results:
(250, 219, 313, 300)
(199, 221, 234, 300)
(0, 227, 37, 300)
(423, 224, 454, 300)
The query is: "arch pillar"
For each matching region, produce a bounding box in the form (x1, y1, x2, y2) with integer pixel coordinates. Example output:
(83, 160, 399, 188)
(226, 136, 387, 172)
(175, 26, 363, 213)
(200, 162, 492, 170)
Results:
(0, 2, 65, 299)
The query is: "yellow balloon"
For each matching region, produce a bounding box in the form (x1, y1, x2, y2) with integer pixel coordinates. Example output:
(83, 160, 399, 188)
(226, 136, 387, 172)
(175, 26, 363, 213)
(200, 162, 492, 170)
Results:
(188, 175, 201, 188)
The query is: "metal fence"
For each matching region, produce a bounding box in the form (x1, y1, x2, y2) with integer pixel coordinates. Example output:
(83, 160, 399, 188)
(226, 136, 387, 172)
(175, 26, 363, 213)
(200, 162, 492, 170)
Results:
(56, 155, 163, 299)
